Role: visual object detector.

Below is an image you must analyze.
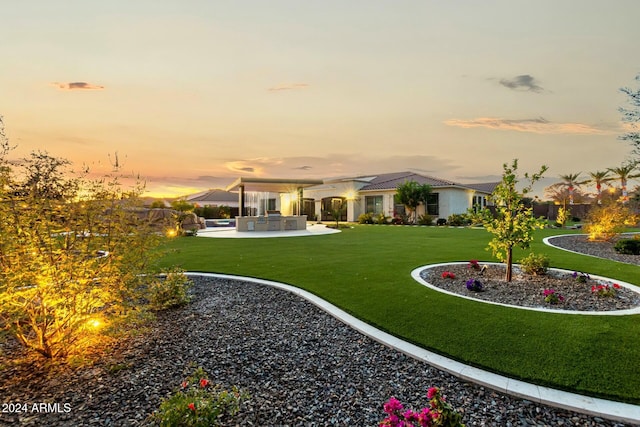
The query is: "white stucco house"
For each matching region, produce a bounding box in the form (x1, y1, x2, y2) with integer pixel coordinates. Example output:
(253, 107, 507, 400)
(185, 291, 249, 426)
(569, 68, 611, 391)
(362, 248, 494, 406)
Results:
(225, 172, 498, 223)
(301, 171, 498, 222)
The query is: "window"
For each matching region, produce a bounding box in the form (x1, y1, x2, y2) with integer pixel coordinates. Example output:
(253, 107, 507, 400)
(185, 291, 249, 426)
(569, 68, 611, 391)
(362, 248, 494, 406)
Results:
(365, 195, 383, 214)
(472, 195, 486, 213)
(425, 193, 439, 216)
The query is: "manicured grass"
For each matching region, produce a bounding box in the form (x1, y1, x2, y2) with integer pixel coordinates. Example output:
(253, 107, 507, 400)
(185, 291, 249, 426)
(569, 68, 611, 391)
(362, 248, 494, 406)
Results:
(156, 225, 640, 404)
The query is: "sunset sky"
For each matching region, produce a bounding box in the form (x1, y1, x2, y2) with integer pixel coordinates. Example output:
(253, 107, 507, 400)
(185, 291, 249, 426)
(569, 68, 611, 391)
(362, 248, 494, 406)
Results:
(1, 1, 639, 198)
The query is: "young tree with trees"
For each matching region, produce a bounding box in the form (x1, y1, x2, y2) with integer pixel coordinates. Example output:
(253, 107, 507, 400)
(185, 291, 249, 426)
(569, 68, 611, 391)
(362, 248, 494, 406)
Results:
(482, 159, 548, 282)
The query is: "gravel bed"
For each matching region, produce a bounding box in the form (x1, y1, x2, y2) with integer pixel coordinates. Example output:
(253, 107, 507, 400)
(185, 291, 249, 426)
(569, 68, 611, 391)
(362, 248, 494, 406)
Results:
(420, 264, 640, 312)
(547, 233, 640, 266)
(1, 235, 638, 426)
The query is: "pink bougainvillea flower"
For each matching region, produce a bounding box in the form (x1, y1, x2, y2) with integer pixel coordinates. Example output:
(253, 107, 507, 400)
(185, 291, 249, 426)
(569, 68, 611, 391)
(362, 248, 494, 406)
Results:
(383, 397, 404, 414)
(427, 387, 438, 399)
(188, 403, 196, 411)
(199, 378, 210, 388)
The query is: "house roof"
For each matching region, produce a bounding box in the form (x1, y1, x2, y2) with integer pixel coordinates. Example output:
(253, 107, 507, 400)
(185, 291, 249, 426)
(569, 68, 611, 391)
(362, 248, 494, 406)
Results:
(226, 177, 323, 193)
(187, 189, 238, 203)
(353, 171, 497, 194)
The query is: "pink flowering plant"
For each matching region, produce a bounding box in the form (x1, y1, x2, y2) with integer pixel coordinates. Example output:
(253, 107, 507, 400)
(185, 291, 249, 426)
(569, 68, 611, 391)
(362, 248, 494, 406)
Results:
(467, 260, 481, 271)
(151, 366, 248, 426)
(591, 283, 621, 298)
(379, 387, 465, 427)
(543, 288, 564, 304)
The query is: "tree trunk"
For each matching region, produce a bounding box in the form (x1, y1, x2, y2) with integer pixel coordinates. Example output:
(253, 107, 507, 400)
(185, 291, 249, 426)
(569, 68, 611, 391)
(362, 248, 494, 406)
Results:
(505, 247, 513, 282)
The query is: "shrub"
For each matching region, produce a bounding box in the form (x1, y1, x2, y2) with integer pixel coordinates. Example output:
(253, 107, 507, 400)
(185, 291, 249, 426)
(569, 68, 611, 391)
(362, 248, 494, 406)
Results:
(436, 218, 447, 226)
(375, 213, 389, 225)
(358, 212, 374, 224)
(151, 366, 248, 426)
(519, 253, 550, 276)
(149, 268, 193, 311)
(417, 214, 434, 226)
(447, 213, 470, 227)
(584, 203, 638, 241)
(614, 238, 640, 255)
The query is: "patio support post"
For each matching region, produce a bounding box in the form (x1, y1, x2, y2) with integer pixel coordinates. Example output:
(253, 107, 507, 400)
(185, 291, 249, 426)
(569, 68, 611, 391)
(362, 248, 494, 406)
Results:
(239, 184, 245, 217)
(297, 187, 303, 216)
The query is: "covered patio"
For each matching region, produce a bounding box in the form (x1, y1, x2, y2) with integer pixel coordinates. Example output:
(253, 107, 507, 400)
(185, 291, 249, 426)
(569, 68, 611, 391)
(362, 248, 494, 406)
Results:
(226, 177, 323, 232)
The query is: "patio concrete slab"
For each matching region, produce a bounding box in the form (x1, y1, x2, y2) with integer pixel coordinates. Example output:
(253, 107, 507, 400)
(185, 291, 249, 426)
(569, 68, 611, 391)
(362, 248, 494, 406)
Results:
(196, 223, 341, 238)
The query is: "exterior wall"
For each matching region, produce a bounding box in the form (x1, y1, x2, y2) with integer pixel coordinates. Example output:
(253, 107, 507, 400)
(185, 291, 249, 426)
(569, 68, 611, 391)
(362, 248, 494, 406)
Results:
(306, 183, 491, 222)
(439, 189, 476, 219)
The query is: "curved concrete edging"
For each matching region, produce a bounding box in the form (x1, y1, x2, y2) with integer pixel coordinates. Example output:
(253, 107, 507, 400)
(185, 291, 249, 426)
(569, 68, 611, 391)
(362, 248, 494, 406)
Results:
(411, 262, 640, 316)
(186, 272, 640, 425)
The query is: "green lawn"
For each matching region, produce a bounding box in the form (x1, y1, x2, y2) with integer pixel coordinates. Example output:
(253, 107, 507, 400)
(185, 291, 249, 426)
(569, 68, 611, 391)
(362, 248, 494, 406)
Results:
(156, 225, 640, 404)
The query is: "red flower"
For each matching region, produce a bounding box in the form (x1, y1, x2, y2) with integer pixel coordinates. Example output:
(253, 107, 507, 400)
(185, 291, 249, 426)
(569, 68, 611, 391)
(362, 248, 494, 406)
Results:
(614, 283, 621, 289)
(188, 403, 196, 411)
(181, 381, 188, 389)
(199, 378, 210, 388)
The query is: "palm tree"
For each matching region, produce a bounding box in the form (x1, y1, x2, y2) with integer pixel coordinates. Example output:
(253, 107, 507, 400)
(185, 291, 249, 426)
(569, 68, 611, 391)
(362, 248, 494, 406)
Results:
(607, 162, 640, 203)
(587, 170, 612, 204)
(557, 172, 588, 205)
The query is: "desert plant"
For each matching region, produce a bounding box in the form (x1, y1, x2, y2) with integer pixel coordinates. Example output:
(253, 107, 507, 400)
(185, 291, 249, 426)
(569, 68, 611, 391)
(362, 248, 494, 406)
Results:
(148, 268, 193, 310)
(417, 214, 435, 226)
(519, 253, 550, 276)
(584, 202, 638, 241)
(0, 129, 166, 358)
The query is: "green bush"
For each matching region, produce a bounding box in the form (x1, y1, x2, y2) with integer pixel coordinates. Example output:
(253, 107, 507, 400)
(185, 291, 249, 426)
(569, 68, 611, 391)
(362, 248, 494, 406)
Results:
(149, 268, 193, 310)
(358, 212, 374, 224)
(417, 214, 434, 226)
(614, 238, 640, 255)
(151, 366, 248, 426)
(519, 253, 550, 275)
(447, 213, 471, 227)
(374, 213, 389, 225)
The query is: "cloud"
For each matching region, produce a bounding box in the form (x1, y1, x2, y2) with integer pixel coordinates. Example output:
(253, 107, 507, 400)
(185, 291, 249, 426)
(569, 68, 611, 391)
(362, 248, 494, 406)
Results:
(444, 117, 612, 135)
(499, 75, 543, 93)
(268, 83, 309, 92)
(293, 165, 312, 170)
(52, 82, 105, 90)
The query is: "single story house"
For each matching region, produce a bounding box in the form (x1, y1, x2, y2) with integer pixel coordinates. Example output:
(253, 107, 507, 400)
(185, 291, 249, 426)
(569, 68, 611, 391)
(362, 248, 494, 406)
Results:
(302, 171, 498, 222)
(226, 172, 498, 223)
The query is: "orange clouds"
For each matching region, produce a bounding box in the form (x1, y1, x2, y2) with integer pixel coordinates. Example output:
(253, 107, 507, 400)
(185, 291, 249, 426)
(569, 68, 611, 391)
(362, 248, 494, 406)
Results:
(267, 83, 309, 92)
(52, 82, 105, 90)
(444, 117, 613, 135)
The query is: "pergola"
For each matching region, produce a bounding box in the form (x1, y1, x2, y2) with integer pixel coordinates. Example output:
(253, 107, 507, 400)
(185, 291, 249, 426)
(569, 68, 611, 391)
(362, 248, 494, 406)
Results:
(226, 177, 323, 216)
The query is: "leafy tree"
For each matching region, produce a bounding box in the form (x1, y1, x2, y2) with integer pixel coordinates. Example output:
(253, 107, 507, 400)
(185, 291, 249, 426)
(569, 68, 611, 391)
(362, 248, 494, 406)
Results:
(607, 161, 640, 204)
(395, 180, 432, 224)
(482, 159, 548, 282)
(0, 143, 168, 358)
(619, 73, 640, 156)
(170, 199, 195, 212)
